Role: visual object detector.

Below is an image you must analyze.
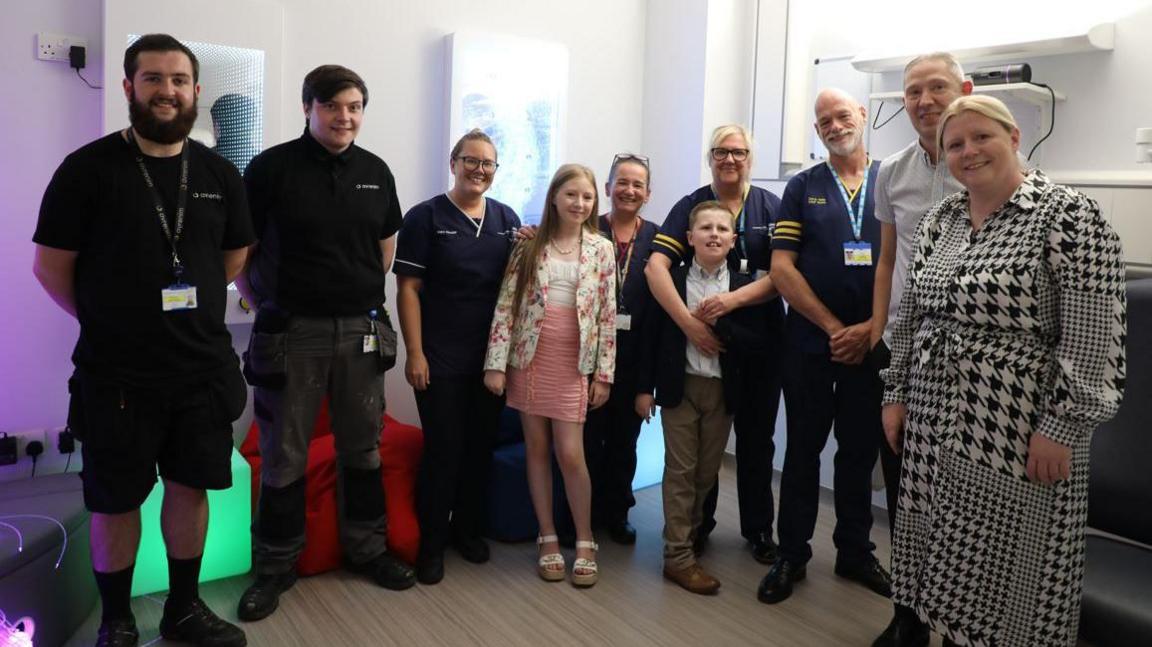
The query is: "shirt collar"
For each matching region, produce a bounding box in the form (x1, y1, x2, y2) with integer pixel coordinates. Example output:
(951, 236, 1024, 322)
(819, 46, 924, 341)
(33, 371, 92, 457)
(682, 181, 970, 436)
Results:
(1002, 168, 1049, 213)
(301, 127, 355, 165)
(690, 257, 728, 281)
(916, 139, 939, 169)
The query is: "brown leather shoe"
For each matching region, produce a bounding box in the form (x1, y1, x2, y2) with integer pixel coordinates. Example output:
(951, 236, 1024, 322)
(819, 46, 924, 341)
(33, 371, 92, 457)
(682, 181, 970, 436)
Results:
(663, 563, 721, 595)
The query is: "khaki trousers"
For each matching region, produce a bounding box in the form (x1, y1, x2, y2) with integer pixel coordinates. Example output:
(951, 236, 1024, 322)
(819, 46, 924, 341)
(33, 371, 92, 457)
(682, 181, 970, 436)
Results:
(661, 374, 733, 569)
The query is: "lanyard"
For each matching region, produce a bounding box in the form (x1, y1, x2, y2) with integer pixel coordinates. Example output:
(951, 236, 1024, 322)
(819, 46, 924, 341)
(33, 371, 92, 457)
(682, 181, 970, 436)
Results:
(609, 214, 640, 302)
(127, 129, 190, 280)
(826, 161, 869, 241)
(712, 184, 750, 258)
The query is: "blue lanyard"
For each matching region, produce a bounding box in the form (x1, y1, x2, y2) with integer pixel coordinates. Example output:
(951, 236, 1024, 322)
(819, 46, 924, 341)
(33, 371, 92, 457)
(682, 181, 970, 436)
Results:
(826, 162, 869, 241)
(711, 185, 750, 258)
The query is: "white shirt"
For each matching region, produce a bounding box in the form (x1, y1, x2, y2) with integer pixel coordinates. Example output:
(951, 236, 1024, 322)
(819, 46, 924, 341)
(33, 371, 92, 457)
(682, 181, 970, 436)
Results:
(684, 258, 728, 379)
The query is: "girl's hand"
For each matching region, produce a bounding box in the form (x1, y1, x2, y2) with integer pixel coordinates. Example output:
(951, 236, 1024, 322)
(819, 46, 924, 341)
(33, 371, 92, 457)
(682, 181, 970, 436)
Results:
(483, 370, 506, 396)
(588, 380, 611, 409)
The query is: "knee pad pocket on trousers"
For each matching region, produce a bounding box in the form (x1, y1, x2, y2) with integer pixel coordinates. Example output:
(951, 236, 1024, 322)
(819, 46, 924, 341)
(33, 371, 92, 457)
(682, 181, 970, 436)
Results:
(258, 477, 307, 541)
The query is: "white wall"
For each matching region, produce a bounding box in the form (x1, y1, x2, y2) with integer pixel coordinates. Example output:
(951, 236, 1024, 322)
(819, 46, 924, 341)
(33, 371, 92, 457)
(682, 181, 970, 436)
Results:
(0, 0, 103, 433)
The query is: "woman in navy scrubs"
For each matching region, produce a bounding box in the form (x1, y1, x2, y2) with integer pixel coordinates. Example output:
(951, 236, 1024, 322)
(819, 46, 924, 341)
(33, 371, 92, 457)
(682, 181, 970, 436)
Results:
(394, 129, 521, 584)
(584, 154, 660, 544)
(644, 124, 785, 563)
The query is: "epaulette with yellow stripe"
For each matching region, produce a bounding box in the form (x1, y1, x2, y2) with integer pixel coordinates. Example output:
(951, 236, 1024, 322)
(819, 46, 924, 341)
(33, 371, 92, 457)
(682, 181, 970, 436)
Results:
(653, 232, 686, 256)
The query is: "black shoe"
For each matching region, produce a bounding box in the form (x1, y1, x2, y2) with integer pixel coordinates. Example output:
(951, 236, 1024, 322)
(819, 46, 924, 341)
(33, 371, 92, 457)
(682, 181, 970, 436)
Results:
(607, 520, 637, 545)
(747, 531, 778, 565)
(415, 551, 445, 585)
(160, 598, 246, 647)
(452, 535, 490, 563)
(349, 553, 416, 590)
(756, 558, 806, 604)
(237, 571, 298, 621)
(96, 617, 139, 647)
(835, 554, 893, 598)
(872, 612, 929, 647)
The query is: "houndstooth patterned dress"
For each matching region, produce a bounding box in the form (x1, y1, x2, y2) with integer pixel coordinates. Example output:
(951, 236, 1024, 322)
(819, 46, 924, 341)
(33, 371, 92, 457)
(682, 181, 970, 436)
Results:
(881, 171, 1126, 646)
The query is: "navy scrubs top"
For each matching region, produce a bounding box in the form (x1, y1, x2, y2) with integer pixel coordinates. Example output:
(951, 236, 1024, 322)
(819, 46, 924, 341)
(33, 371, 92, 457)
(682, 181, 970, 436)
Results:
(599, 214, 659, 385)
(771, 161, 881, 354)
(393, 194, 521, 376)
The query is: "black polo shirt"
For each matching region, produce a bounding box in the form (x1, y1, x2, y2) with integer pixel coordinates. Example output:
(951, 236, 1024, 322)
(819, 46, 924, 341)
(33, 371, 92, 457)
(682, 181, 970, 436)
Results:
(245, 129, 403, 316)
(598, 214, 658, 385)
(393, 194, 520, 377)
(34, 132, 254, 385)
(771, 161, 880, 353)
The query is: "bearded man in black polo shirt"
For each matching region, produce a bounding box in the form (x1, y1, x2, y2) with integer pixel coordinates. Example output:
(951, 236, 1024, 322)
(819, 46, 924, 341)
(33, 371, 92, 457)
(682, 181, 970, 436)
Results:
(234, 64, 413, 621)
(33, 34, 252, 647)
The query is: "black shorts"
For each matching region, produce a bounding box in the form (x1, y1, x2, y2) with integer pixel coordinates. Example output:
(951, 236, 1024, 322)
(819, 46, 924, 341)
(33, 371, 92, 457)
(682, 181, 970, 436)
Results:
(66, 367, 248, 514)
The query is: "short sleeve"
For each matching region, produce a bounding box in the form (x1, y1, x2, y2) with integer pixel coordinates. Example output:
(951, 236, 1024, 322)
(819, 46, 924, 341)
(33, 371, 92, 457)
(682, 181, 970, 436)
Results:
(873, 159, 896, 225)
(393, 202, 433, 278)
(770, 174, 808, 252)
(219, 160, 254, 250)
(652, 195, 694, 263)
(33, 153, 96, 251)
(380, 166, 403, 240)
(757, 188, 782, 272)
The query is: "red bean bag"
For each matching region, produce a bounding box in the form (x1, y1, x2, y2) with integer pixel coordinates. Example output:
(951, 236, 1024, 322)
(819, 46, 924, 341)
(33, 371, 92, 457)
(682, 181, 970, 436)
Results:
(240, 401, 422, 574)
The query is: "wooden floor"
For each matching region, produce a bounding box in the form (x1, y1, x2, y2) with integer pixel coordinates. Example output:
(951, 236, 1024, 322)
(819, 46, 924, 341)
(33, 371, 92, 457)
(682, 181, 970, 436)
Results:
(63, 460, 948, 647)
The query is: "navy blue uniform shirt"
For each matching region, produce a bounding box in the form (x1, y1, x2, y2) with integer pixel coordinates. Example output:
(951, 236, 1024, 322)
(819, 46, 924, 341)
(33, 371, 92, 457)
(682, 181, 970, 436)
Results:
(653, 184, 780, 274)
(771, 161, 881, 354)
(599, 214, 659, 385)
(394, 194, 520, 377)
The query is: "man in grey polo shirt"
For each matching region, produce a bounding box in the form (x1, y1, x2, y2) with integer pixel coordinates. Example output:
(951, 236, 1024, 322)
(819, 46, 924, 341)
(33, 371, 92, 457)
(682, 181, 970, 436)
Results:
(869, 52, 971, 647)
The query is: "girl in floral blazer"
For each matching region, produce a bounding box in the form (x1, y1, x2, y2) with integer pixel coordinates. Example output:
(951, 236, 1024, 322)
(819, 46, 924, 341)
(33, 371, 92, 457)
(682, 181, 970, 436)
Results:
(484, 164, 616, 587)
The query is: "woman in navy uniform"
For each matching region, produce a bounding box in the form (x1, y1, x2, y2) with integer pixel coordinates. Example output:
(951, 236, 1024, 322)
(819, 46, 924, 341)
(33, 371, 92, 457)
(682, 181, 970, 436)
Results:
(584, 154, 660, 544)
(644, 124, 785, 563)
(394, 129, 521, 584)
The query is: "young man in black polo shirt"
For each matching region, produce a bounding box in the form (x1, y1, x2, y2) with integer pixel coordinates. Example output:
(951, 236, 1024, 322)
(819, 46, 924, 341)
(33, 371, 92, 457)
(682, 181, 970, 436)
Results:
(235, 64, 414, 621)
(33, 34, 252, 647)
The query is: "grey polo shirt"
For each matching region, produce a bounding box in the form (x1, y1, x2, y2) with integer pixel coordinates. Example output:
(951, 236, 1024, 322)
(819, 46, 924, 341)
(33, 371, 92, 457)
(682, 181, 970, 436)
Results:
(874, 140, 963, 342)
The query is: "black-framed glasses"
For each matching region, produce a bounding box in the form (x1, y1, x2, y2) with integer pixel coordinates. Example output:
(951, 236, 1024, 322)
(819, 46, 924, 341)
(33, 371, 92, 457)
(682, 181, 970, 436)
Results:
(612, 152, 650, 167)
(710, 147, 749, 162)
(455, 155, 499, 173)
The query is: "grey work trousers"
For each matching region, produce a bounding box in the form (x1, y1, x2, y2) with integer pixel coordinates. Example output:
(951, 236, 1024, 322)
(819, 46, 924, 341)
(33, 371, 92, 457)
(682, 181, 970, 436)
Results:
(251, 313, 388, 573)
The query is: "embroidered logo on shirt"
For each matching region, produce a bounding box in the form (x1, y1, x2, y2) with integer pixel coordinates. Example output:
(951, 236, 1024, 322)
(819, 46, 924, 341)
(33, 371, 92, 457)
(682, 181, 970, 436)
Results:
(355, 184, 380, 190)
(435, 229, 459, 235)
(192, 192, 224, 201)
(807, 196, 827, 205)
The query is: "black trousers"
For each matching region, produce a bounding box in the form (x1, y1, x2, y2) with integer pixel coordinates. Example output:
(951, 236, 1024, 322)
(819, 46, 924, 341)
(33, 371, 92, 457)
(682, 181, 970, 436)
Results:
(777, 349, 883, 565)
(584, 379, 645, 526)
(700, 356, 783, 539)
(414, 375, 504, 556)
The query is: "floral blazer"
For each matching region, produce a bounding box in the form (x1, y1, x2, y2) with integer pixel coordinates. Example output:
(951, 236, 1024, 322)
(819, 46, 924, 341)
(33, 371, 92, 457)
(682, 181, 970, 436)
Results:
(485, 228, 617, 383)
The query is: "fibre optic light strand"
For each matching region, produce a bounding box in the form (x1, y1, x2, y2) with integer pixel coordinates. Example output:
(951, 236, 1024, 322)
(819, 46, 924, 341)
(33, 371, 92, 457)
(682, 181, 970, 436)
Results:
(0, 515, 68, 568)
(0, 523, 22, 553)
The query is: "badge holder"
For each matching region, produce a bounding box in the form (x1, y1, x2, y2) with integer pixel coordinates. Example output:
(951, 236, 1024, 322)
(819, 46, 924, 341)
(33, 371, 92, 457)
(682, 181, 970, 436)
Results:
(161, 259, 198, 311)
(843, 241, 873, 267)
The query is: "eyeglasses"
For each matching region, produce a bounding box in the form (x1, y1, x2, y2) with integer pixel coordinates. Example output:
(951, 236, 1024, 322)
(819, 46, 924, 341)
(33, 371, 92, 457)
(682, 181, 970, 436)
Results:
(612, 153, 650, 167)
(455, 156, 499, 173)
(710, 147, 749, 162)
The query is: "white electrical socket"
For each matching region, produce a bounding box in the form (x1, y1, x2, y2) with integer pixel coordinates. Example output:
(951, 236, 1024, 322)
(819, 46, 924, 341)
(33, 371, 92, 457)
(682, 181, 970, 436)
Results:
(36, 31, 88, 63)
(0, 428, 47, 482)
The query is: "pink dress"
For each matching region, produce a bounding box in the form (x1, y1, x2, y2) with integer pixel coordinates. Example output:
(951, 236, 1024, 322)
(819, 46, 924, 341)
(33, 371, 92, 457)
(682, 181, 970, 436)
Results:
(506, 259, 588, 423)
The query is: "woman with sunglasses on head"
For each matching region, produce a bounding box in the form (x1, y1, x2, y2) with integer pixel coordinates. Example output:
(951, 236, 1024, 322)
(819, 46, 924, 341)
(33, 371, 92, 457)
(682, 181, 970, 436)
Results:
(582, 153, 660, 545)
(394, 129, 522, 585)
(645, 124, 785, 568)
(485, 164, 617, 587)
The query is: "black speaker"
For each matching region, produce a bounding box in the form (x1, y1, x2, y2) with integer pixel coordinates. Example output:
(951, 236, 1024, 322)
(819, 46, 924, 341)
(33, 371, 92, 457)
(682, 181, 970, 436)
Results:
(970, 63, 1032, 85)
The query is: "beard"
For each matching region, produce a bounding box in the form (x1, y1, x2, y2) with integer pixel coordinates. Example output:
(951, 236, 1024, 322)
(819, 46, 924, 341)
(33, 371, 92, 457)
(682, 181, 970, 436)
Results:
(823, 128, 863, 157)
(129, 91, 198, 144)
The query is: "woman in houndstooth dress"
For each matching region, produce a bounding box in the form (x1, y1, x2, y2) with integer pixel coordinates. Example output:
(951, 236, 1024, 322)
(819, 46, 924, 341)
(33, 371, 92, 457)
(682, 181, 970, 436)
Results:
(879, 96, 1126, 646)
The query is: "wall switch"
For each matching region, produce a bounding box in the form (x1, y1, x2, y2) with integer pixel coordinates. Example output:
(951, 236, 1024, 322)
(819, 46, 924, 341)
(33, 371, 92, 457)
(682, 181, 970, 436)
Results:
(0, 429, 48, 481)
(37, 32, 88, 63)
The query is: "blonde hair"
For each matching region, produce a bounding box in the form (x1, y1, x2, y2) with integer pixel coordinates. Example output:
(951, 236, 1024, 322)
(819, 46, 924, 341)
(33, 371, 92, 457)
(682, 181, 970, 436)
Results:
(450, 128, 495, 161)
(507, 164, 599, 322)
(707, 124, 754, 168)
(687, 200, 735, 228)
(904, 52, 966, 88)
(936, 95, 1019, 154)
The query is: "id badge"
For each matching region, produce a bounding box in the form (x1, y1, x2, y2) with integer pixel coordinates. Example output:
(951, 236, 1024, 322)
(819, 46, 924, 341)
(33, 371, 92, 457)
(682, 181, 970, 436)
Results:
(363, 335, 379, 353)
(615, 313, 632, 331)
(738, 258, 749, 274)
(161, 284, 198, 311)
(843, 241, 873, 267)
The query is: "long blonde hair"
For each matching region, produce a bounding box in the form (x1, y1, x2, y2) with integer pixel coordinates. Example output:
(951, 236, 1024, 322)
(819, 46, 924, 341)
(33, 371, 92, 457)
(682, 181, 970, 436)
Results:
(508, 163, 599, 322)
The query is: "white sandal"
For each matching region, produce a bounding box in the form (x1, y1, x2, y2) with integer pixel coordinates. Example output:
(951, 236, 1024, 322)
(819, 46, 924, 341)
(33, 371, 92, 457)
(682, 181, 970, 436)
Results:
(571, 540, 599, 587)
(537, 535, 565, 582)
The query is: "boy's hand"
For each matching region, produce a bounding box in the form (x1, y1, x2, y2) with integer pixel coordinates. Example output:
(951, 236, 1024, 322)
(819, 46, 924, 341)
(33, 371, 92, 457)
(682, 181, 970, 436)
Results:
(634, 394, 656, 421)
